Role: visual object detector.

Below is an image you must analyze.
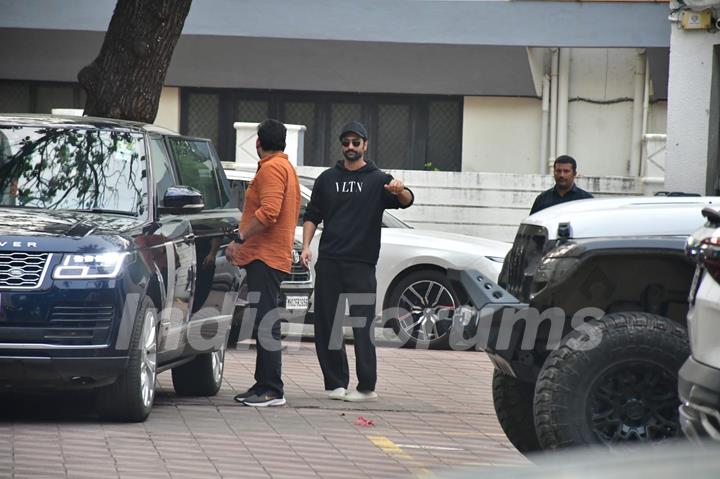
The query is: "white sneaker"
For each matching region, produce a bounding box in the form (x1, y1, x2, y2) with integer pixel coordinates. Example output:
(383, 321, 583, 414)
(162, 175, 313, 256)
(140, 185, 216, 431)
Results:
(326, 387, 347, 400)
(344, 390, 378, 402)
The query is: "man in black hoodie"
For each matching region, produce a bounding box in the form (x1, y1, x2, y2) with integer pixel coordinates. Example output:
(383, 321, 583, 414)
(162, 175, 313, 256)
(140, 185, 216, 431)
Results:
(301, 121, 414, 402)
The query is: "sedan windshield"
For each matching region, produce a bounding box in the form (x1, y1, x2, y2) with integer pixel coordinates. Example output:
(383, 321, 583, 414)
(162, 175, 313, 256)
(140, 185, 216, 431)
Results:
(0, 126, 147, 215)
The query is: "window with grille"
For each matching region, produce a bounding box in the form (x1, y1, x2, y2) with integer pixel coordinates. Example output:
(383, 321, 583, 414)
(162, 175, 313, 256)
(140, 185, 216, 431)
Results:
(282, 102, 316, 164)
(427, 101, 462, 171)
(0, 81, 84, 114)
(236, 100, 269, 124)
(36, 85, 76, 113)
(0, 83, 30, 113)
(377, 104, 411, 170)
(186, 93, 220, 147)
(181, 88, 462, 171)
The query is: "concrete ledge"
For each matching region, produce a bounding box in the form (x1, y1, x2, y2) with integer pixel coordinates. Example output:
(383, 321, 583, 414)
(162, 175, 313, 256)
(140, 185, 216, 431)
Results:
(298, 166, 660, 241)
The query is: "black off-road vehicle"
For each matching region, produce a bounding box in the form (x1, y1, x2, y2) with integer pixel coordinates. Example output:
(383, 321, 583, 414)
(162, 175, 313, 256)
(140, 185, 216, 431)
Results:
(450, 195, 719, 451)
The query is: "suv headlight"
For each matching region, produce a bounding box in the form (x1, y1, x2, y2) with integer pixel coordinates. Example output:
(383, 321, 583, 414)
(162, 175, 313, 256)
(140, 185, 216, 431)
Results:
(53, 252, 129, 279)
(534, 257, 579, 285)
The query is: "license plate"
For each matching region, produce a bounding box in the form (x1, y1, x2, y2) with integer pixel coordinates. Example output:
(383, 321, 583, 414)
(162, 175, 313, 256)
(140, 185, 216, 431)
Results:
(285, 295, 308, 310)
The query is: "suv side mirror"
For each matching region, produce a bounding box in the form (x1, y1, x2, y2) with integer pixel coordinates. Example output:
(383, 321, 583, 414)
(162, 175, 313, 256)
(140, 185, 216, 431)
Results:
(160, 186, 204, 214)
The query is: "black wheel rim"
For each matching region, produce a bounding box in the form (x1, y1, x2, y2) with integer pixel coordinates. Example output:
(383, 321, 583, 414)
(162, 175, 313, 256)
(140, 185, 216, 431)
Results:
(396, 279, 456, 346)
(589, 361, 680, 444)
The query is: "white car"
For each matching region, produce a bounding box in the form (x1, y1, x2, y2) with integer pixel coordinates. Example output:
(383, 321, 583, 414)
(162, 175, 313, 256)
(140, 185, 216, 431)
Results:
(681, 206, 720, 442)
(223, 164, 511, 349)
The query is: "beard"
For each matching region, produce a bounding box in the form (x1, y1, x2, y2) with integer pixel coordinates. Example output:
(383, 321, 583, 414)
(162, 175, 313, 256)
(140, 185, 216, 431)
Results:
(343, 150, 363, 162)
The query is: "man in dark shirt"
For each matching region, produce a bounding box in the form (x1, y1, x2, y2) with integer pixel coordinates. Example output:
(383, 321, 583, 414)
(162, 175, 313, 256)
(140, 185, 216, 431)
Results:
(530, 155, 593, 215)
(300, 121, 414, 402)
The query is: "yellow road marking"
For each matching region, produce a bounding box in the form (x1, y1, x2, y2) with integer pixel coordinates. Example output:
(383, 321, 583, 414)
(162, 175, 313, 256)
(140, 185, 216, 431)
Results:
(368, 435, 436, 478)
(368, 436, 414, 460)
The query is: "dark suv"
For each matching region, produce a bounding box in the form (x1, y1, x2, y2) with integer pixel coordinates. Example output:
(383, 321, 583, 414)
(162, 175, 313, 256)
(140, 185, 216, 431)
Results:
(449, 196, 718, 452)
(0, 114, 243, 421)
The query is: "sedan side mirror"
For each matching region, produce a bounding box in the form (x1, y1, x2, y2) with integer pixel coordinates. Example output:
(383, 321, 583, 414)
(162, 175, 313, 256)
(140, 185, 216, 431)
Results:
(160, 185, 204, 214)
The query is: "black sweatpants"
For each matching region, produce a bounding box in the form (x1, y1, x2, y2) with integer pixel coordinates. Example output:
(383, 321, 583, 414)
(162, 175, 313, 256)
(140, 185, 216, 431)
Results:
(244, 260, 287, 397)
(313, 259, 377, 392)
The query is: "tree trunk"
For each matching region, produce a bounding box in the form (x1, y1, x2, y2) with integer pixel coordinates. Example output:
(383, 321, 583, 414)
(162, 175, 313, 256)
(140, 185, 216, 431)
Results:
(78, 0, 192, 123)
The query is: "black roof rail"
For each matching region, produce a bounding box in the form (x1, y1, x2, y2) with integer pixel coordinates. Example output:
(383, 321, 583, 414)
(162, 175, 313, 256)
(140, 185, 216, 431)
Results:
(653, 191, 702, 197)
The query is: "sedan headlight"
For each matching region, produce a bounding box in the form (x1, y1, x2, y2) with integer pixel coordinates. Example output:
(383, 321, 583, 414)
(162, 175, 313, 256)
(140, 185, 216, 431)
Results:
(485, 256, 505, 263)
(53, 252, 129, 279)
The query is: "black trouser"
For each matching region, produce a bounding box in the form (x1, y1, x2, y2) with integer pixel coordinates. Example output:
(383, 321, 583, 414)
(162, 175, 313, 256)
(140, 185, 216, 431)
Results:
(313, 259, 377, 392)
(244, 260, 287, 397)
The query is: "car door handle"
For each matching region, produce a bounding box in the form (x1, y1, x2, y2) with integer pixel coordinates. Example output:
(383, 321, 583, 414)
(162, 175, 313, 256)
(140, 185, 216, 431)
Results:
(183, 233, 196, 244)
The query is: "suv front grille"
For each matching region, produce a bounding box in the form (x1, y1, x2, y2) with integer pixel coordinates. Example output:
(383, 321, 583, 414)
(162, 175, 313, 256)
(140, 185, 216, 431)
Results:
(499, 225, 550, 302)
(287, 262, 310, 282)
(46, 305, 114, 345)
(0, 252, 51, 289)
(0, 305, 114, 346)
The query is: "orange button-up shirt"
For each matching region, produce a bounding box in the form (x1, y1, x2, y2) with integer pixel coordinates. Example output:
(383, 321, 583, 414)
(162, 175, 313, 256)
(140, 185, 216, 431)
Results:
(227, 153, 300, 273)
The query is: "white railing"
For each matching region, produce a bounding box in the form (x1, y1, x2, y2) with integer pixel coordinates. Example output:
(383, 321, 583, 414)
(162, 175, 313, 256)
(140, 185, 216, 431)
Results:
(642, 133, 667, 182)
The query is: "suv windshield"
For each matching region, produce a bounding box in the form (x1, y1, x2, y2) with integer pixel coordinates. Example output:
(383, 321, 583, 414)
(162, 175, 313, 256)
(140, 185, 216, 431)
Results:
(0, 126, 147, 215)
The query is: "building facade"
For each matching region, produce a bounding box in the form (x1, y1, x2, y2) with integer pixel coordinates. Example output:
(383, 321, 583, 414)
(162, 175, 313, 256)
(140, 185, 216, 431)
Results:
(1, 1, 670, 174)
(0, 0, 676, 240)
(666, 0, 720, 195)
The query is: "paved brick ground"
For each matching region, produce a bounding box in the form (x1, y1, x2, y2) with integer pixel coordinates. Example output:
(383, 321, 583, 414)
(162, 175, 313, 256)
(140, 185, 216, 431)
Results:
(0, 341, 526, 478)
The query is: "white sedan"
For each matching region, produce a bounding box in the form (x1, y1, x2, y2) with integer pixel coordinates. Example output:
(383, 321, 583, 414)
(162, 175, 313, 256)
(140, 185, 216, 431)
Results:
(223, 165, 511, 349)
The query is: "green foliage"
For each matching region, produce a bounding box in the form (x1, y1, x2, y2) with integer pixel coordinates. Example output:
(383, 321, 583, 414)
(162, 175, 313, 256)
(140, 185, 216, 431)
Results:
(424, 161, 440, 171)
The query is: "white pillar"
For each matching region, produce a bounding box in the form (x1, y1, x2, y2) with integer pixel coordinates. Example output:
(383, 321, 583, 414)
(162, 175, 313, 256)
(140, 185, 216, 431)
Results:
(630, 49, 647, 177)
(640, 55, 651, 178)
(666, 14, 715, 193)
(540, 75, 551, 174)
(549, 48, 559, 163)
(557, 48, 570, 157)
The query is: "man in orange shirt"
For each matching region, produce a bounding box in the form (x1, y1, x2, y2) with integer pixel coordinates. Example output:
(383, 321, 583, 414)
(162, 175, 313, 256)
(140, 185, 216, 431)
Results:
(226, 119, 301, 407)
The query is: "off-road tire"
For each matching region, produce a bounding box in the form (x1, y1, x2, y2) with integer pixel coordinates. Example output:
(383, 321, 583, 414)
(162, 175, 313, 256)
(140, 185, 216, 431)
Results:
(534, 312, 688, 449)
(492, 368, 541, 453)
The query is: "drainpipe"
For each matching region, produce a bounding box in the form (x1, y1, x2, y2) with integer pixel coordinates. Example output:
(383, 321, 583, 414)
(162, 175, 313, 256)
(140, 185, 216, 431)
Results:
(549, 48, 559, 164)
(540, 75, 550, 174)
(557, 48, 570, 156)
(640, 55, 651, 178)
(630, 49, 647, 177)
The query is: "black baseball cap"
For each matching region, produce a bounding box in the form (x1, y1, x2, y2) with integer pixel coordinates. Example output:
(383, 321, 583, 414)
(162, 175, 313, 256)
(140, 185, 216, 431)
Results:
(339, 121, 368, 140)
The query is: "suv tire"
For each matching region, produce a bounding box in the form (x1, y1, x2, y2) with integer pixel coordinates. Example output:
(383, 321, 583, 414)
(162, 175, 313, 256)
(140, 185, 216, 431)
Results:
(97, 297, 158, 422)
(534, 312, 688, 449)
(492, 368, 541, 453)
(171, 346, 226, 396)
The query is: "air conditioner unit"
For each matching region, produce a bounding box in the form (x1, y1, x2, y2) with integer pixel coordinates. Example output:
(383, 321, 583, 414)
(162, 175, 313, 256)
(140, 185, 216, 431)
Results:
(681, 0, 720, 10)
